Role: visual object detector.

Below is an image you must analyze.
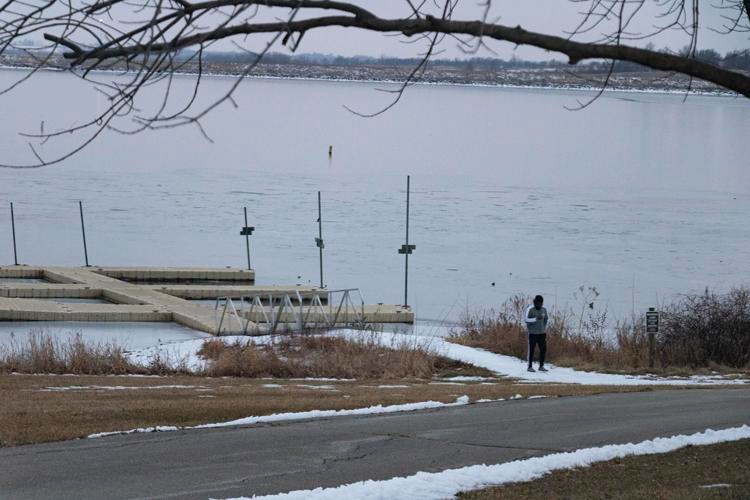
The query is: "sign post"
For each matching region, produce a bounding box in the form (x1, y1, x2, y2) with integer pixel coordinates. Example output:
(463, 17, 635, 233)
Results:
(646, 307, 659, 368)
(241, 207, 254, 271)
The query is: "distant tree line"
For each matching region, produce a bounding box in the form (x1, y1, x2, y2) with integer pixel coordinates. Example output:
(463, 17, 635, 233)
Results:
(192, 48, 750, 72)
(4, 44, 748, 73)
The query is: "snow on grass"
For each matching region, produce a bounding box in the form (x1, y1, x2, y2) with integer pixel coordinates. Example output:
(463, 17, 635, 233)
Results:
(124, 330, 746, 386)
(295, 385, 339, 391)
(37, 384, 204, 392)
(291, 378, 356, 382)
(332, 330, 747, 386)
(125, 335, 256, 372)
(87, 396, 471, 439)
(439, 376, 496, 382)
(233, 426, 750, 500)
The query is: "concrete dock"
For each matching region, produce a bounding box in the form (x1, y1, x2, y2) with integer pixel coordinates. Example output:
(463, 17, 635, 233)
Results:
(0, 265, 413, 334)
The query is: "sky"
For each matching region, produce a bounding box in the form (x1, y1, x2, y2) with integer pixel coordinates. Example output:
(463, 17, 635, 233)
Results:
(245, 1, 749, 60)
(9, 1, 749, 60)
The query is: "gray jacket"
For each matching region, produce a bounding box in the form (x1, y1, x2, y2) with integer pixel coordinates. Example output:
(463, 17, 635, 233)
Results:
(525, 305, 548, 335)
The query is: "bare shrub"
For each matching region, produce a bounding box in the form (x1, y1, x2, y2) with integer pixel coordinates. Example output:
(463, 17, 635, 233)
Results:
(0, 331, 140, 375)
(197, 332, 468, 379)
(450, 287, 750, 372)
(451, 292, 631, 370)
(659, 287, 750, 369)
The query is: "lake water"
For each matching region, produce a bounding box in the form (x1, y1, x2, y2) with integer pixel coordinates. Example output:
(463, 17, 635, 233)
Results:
(0, 70, 748, 326)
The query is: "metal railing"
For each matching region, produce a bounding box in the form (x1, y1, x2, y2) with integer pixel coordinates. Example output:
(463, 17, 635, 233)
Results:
(213, 288, 365, 335)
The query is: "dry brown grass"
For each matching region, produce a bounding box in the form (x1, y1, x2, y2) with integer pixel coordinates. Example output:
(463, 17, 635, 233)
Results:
(450, 292, 750, 376)
(0, 331, 143, 375)
(0, 373, 664, 447)
(197, 333, 478, 379)
(459, 439, 750, 500)
(1, 331, 487, 380)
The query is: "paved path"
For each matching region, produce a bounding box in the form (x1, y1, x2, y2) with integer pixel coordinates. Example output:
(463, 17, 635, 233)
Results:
(1, 388, 748, 500)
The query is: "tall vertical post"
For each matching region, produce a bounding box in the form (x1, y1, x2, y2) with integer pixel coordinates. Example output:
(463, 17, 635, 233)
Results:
(405, 175, 410, 307)
(316, 191, 324, 288)
(10, 202, 18, 265)
(243, 207, 252, 270)
(79, 200, 89, 267)
(398, 176, 416, 308)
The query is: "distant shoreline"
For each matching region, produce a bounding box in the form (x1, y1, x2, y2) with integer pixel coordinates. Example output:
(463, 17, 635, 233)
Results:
(0, 63, 738, 98)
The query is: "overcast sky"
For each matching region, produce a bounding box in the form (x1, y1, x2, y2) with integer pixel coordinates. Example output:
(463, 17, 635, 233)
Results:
(259, 1, 748, 59)
(13, 1, 748, 60)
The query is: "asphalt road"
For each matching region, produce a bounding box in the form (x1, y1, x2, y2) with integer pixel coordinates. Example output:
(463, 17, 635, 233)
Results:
(1, 388, 748, 500)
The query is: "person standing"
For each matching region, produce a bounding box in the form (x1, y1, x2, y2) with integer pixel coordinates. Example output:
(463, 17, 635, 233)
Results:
(525, 295, 549, 372)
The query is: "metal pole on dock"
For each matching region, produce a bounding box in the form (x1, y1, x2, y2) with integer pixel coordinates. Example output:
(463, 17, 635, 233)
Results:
(398, 175, 416, 308)
(79, 201, 90, 267)
(242, 207, 253, 270)
(316, 191, 325, 288)
(10, 202, 18, 265)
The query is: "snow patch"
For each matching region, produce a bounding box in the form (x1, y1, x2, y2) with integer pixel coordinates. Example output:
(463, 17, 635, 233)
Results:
(439, 376, 495, 382)
(332, 330, 747, 386)
(38, 384, 204, 392)
(87, 396, 471, 439)
(232, 426, 750, 500)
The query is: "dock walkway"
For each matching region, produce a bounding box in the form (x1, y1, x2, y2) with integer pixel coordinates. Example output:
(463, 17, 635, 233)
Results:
(0, 266, 413, 334)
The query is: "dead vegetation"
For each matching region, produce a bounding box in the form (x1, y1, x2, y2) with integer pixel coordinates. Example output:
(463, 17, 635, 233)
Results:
(0, 330, 488, 380)
(450, 288, 750, 375)
(459, 439, 750, 500)
(0, 372, 656, 447)
(197, 333, 480, 379)
(0, 331, 142, 375)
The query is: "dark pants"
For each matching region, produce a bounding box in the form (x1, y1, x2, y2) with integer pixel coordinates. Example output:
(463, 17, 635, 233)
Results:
(528, 333, 547, 367)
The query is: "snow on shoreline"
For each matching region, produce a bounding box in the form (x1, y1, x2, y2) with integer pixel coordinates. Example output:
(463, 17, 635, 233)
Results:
(0, 64, 736, 98)
(123, 330, 746, 386)
(331, 330, 747, 386)
(233, 425, 750, 500)
(87, 396, 472, 439)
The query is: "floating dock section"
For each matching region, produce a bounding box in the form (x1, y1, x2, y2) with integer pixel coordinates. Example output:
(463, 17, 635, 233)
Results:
(0, 265, 413, 334)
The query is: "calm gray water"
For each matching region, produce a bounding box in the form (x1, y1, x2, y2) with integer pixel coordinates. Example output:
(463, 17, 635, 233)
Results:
(0, 70, 748, 324)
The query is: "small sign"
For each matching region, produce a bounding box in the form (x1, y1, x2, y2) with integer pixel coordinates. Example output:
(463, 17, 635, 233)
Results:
(240, 226, 255, 236)
(315, 237, 325, 249)
(398, 244, 416, 255)
(646, 309, 659, 334)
